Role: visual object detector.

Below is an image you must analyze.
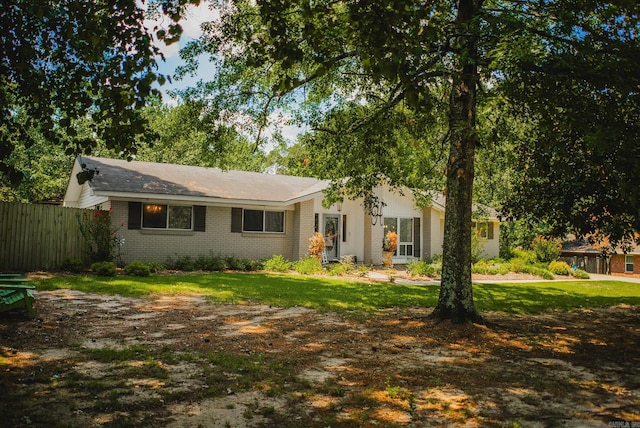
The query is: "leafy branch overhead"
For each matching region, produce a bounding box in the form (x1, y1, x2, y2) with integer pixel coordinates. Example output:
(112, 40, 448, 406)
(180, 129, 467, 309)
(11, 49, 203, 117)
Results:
(0, 0, 201, 184)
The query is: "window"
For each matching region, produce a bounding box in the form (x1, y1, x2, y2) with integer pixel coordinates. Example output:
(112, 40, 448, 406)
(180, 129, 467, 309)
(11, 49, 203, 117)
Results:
(143, 204, 192, 230)
(383, 217, 415, 257)
(625, 255, 634, 273)
(472, 221, 494, 239)
(243, 209, 284, 233)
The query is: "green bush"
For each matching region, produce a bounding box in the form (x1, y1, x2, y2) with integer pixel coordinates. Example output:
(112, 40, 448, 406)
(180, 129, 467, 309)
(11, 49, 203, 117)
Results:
(243, 259, 262, 272)
(293, 256, 324, 275)
(91, 261, 117, 277)
(407, 260, 439, 277)
(472, 259, 510, 275)
(354, 265, 371, 277)
(511, 249, 537, 264)
(145, 261, 165, 273)
(123, 261, 151, 277)
(548, 261, 571, 275)
(172, 256, 196, 271)
(59, 257, 84, 273)
(328, 262, 352, 276)
(262, 255, 292, 272)
(570, 268, 590, 279)
(531, 236, 562, 263)
(511, 263, 554, 280)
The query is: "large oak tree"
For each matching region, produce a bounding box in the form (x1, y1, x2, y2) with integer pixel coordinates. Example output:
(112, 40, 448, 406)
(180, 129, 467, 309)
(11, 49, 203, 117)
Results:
(178, 0, 639, 323)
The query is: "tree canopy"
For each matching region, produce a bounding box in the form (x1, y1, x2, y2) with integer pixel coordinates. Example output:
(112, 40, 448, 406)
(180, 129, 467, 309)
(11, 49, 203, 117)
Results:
(0, 0, 200, 185)
(177, 0, 639, 322)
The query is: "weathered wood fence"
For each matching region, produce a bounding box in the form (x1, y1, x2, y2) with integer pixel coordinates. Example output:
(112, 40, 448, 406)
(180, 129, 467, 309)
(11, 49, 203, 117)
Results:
(0, 201, 89, 271)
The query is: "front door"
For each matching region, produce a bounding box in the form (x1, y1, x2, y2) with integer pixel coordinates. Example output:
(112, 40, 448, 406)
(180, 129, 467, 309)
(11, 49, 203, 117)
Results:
(323, 215, 340, 261)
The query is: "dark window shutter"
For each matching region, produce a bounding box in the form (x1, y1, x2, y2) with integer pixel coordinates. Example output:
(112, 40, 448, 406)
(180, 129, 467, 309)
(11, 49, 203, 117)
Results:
(342, 215, 347, 242)
(128, 202, 142, 229)
(194, 206, 206, 232)
(314, 213, 319, 232)
(488, 222, 494, 240)
(231, 208, 243, 233)
(413, 217, 421, 258)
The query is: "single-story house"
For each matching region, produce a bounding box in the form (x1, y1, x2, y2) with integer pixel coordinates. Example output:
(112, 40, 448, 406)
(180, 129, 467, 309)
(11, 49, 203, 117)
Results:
(63, 156, 501, 265)
(561, 238, 640, 275)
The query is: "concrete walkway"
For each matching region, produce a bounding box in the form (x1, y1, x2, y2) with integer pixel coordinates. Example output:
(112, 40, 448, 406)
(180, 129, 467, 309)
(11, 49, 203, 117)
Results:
(588, 273, 640, 283)
(367, 271, 640, 285)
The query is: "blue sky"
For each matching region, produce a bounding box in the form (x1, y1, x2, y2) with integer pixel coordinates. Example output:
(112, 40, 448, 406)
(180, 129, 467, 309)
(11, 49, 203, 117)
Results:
(147, 2, 303, 145)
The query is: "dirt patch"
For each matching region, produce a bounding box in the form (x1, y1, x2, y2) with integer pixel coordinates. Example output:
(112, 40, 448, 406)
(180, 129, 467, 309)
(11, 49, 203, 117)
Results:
(1, 288, 639, 427)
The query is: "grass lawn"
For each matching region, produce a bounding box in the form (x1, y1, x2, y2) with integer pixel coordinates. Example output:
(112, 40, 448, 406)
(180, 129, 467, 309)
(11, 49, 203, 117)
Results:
(33, 273, 640, 314)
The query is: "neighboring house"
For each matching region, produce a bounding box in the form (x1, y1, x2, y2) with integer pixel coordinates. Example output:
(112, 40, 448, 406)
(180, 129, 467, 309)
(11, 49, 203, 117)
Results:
(63, 157, 501, 265)
(561, 238, 640, 275)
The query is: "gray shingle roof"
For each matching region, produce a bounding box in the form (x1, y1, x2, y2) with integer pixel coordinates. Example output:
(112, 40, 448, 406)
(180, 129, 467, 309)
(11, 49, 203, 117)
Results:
(79, 156, 327, 203)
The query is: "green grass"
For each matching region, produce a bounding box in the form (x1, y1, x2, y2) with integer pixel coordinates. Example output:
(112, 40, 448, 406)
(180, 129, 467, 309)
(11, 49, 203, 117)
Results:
(32, 273, 640, 314)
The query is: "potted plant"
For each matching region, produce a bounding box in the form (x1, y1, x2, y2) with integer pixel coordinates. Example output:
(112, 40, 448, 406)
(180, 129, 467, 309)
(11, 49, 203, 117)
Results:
(382, 231, 398, 267)
(308, 232, 326, 264)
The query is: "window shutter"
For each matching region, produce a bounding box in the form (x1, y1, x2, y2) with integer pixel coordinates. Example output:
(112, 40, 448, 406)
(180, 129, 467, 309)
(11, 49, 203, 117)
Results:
(314, 213, 319, 232)
(342, 215, 347, 242)
(488, 222, 494, 240)
(128, 202, 141, 230)
(413, 217, 421, 258)
(231, 208, 242, 233)
(194, 206, 206, 232)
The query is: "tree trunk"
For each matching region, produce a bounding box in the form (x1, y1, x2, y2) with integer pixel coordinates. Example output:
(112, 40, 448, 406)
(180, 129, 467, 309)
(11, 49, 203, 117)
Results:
(430, 0, 483, 324)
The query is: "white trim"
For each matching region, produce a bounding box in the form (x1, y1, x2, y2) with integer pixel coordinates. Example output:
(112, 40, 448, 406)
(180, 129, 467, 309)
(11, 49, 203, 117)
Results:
(625, 255, 634, 273)
(96, 192, 304, 210)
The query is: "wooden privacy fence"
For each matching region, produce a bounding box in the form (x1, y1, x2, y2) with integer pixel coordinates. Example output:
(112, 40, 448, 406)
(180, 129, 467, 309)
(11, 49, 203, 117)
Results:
(0, 201, 89, 271)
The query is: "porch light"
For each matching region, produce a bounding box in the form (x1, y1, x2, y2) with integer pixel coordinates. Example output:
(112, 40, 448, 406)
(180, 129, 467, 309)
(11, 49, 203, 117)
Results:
(336, 202, 343, 212)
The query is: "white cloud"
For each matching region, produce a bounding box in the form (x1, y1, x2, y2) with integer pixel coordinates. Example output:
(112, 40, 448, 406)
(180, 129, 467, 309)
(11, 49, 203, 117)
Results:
(144, 1, 219, 59)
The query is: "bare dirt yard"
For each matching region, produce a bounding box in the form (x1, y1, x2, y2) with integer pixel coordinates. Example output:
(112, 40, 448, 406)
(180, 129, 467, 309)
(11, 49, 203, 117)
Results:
(1, 285, 639, 427)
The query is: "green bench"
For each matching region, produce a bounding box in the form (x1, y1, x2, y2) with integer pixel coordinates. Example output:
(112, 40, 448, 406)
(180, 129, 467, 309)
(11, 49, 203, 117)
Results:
(0, 275, 36, 318)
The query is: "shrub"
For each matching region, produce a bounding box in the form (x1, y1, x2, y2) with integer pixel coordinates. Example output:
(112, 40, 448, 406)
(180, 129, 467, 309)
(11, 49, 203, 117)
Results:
(510, 262, 554, 280)
(91, 261, 117, 277)
(173, 256, 196, 271)
(124, 261, 151, 277)
(472, 259, 510, 275)
(548, 261, 571, 276)
(531, 235, 562, 263)
(227, 257, 249, 271)
(262, 255, 292, 272)
(77, 208, 123, 263)
(243, 259, 262, 272)
(407, 260, 438, 277)
(293, 256, 324, 275)
(355, 265, 371, 277)
(511, 249, 537, 264)
(328, 262, 352, 276)
(59, 257, 84, 273)
(145, 261, 165, 273)
(570, 268, 590, 279)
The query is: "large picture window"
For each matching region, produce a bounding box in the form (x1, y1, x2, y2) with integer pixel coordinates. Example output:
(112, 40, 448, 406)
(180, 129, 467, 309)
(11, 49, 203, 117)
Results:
(143, 204, 192, 230)
(243, 209, 284, 233)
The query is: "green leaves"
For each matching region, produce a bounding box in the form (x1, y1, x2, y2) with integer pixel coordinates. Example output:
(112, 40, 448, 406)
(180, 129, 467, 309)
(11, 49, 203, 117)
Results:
(0, 0, 199, 186)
